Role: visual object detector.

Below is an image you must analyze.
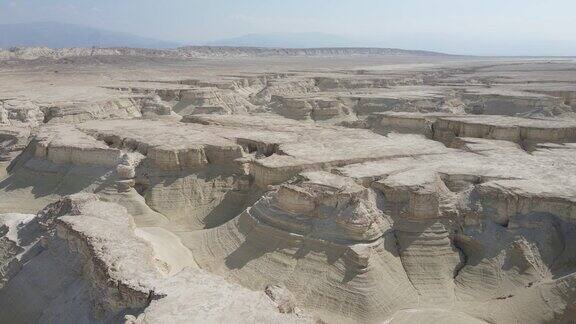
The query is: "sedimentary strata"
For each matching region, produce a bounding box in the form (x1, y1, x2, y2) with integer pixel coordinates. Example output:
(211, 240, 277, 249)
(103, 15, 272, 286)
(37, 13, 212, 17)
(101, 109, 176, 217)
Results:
(0, 49, 575, 323)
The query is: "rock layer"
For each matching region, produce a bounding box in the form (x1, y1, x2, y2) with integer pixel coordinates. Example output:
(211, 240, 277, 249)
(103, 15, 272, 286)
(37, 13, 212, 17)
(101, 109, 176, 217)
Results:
(1, 51, 576, 323)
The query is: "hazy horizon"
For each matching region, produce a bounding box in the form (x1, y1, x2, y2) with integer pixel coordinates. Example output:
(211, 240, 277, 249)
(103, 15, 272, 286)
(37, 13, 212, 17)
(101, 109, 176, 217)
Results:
(0, 0, 575, 56)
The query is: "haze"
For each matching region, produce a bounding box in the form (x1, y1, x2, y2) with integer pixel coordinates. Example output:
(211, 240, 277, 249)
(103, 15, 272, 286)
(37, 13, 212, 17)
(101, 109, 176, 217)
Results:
(1, 0, 575, 55)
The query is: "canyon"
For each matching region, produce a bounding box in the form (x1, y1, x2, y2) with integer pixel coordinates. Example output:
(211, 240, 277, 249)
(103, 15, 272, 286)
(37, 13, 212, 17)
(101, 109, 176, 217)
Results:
(1, 47, 576, 323)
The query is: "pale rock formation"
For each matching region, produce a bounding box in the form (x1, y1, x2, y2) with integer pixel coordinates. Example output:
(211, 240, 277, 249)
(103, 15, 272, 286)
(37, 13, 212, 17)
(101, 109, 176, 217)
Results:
(0, 46, 450, 61)
(138, 95, 173, 118)
(32, 124, 122, 167)
(0, 99, 44, 126)
(1, 108, 575, 323)
(348, 88, 448, 116)
(183, 116, 576, 322)
(0, 194, 311, 323)
(370, 112, 576, 149)
(1, 52, 576, 324)
(0, 194, 158, 322)
(0, 126, 31, 160)
(173, 87, 256, 115)
(270, 95, 354, 122)
(252, 77, 318, 105)
(130, 269, 311, 324)
(431, 115, 576, 148)
(460, 88, 571, 117)
(42, 98, 142, 123)
(265, 284, 301, 314)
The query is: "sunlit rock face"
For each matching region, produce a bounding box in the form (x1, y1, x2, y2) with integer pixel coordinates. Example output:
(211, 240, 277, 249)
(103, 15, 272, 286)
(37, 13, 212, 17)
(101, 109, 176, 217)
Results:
(1, 48, 576, 323)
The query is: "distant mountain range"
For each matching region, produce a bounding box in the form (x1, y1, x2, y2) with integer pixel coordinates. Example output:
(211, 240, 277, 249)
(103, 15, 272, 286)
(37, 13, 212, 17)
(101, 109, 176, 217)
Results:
(206, 32, 364, 48)
(0, 22, 451, 57)
(0, 22, 180, 49)
(0, 23, 369, 50)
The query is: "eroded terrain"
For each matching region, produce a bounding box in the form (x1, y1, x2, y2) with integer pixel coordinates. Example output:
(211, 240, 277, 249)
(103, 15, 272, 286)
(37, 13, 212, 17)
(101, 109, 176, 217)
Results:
(1, 47, 576, 323)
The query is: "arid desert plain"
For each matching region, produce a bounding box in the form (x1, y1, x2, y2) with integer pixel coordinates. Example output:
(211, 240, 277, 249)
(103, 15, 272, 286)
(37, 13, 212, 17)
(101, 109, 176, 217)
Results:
(1, 47, 576, 323)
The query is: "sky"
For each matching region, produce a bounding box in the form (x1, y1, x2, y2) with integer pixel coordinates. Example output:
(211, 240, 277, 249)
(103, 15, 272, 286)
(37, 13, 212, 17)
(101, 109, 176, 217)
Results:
(0, 0, 575, 55)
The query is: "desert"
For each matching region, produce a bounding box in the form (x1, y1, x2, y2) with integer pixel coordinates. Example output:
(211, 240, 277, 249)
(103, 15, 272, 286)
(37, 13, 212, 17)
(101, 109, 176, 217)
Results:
(0, 44, 575, 323)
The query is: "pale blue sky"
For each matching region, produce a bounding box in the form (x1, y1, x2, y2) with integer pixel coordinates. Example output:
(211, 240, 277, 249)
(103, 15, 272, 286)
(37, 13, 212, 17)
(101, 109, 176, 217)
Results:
(0, 0, 575, 55)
